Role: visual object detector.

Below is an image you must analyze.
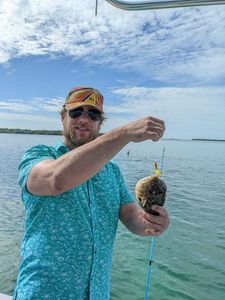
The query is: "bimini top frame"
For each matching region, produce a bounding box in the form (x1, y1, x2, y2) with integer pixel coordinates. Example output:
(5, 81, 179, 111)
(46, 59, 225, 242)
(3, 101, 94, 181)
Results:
(104, 0, 225, 10)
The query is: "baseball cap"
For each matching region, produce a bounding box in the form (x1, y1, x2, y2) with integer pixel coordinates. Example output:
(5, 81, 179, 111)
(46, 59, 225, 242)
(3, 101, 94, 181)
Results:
(64, 86, 104, 112)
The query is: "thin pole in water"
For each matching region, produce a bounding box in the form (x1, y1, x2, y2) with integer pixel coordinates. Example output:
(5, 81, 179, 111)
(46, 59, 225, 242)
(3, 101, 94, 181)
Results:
(144, 237, 155, 300)
(161, 147, 166, 175)
(144, 148, 166, 299)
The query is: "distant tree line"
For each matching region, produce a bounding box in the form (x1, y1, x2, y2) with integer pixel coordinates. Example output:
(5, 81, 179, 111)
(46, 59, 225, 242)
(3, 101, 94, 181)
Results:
(0, 128, 62, 135)
(192, 138, 225, 142)
(1, 128, 223, 141)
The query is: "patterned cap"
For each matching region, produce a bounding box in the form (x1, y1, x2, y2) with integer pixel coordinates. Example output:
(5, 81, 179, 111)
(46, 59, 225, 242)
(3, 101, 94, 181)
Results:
(64, 86, 104, 112)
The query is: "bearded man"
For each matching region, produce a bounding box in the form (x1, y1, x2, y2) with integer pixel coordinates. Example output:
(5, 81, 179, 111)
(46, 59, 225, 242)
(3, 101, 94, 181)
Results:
(13, 86, 169, 300)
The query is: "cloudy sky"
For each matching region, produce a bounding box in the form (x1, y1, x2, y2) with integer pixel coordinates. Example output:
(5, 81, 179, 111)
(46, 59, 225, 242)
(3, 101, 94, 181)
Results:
(0, 0, 224, 139)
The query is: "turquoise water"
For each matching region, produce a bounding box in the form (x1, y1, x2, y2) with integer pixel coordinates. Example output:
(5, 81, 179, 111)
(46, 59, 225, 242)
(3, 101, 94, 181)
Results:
(0, 133, 225, 299)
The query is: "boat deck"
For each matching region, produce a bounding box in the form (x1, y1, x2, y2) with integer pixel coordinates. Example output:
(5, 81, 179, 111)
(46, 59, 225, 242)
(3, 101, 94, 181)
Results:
(0, 294, 12, 300)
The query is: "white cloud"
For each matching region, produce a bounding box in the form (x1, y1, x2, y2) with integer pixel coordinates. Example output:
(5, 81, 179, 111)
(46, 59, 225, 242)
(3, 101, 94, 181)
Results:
(0, 111, 61, 130)
(0, 97, 64, 113)
(0, 99, 36, 113)
(104, 85, 225, 138)
(109, 86, 225, 120)
(0, 111, 57, 123)
(0, 1, 224, 137)
(0, 0, 225, 84)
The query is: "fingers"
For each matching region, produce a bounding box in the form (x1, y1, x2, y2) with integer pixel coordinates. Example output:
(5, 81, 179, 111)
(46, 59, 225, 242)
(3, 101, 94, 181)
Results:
(144, 228, 162, 237)
(149, 116, 166, 131)
(142, 117, 165, 142)
(139, 206, 170, 237)
(150, 205, 168, 218)
(146, 117, 165, 141)
(147, 131, 161, 142)
(126, 116, 165, 143)
(140, 206, 168, 224)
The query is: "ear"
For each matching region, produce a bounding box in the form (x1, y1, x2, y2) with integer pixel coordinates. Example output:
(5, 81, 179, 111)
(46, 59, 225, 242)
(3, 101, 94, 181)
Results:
(61, 111, 66, 122)
(97, 120, 102, 131)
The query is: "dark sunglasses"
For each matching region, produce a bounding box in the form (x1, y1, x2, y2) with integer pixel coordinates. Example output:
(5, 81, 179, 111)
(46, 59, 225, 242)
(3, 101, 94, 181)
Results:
(68, 107, 101, 121)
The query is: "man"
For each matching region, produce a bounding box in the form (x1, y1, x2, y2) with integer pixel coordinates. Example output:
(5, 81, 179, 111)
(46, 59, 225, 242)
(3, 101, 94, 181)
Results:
(13, 86, 169, 300)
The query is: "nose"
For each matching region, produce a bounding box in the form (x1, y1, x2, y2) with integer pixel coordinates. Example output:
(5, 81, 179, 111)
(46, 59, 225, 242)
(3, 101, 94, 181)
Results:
(77, 110, 89, 122)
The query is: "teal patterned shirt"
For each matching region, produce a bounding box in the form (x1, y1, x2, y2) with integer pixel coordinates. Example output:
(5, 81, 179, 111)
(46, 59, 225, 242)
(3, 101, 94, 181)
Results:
(13, 142, 134, 300)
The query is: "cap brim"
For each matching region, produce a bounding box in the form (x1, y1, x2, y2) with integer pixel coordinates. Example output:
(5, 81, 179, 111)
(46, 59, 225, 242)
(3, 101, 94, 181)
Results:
(65, 102, 103, 113)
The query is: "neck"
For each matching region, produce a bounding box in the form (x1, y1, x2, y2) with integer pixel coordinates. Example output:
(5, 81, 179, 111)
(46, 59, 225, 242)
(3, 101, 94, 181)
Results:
(63, 137, 76, 151)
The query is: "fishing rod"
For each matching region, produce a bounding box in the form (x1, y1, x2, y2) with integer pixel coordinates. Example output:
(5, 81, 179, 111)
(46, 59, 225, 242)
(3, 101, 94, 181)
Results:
(144, 147, 166, 300)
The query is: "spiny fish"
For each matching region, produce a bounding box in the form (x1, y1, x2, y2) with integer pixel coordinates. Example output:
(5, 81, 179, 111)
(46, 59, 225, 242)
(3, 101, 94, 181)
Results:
(135, 175, 167, 215)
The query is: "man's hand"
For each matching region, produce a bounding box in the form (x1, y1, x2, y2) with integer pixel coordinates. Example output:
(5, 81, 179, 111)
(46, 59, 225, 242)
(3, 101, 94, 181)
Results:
(119, 203, 169, 237)
(123, 116, 165, 143)
(139, 205, 170, 236)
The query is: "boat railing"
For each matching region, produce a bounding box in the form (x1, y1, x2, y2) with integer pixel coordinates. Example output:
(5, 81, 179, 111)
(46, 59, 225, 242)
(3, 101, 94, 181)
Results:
(104, 0, 225, 11)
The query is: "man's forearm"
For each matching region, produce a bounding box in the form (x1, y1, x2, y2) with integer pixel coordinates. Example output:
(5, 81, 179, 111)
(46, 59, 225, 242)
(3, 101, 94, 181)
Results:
(51, 127, 130, 193)
(27, 116, 165, 195)
(120, 204, 148, 236)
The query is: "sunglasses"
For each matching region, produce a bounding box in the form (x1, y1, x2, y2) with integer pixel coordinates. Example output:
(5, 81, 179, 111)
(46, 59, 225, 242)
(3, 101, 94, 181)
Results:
(68, 107, 101, 121)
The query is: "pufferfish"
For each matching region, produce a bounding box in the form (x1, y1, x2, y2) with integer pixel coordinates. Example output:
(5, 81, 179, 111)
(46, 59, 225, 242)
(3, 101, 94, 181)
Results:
(135, 175, 167, 215)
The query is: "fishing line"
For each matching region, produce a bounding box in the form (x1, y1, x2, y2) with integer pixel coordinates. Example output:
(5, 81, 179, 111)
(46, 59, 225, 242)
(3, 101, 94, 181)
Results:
(144, 147, 166, 300)
(161, 147, 166, 176)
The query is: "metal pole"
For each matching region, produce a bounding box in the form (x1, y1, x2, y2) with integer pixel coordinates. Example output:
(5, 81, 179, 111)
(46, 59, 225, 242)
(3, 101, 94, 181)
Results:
(104, 0, 225, 11)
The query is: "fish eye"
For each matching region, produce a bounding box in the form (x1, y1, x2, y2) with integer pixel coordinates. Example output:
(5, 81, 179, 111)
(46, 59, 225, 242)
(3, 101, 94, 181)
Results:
(138, 197, 142, 202)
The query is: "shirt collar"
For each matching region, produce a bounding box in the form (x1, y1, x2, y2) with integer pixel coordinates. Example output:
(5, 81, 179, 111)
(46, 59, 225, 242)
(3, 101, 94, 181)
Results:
(54, 141, 70, 154)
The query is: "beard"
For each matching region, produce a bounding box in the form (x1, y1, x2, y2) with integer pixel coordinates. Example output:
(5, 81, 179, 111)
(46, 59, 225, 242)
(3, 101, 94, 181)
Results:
(63, 124, 99, 148)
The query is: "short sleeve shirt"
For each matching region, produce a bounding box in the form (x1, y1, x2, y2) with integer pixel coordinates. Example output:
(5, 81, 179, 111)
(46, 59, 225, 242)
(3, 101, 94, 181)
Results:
(13, 142, 134, 300)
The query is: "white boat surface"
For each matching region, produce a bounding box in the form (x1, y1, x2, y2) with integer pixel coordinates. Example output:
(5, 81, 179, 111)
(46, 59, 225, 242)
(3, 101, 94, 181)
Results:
(0, 293, 12, 300)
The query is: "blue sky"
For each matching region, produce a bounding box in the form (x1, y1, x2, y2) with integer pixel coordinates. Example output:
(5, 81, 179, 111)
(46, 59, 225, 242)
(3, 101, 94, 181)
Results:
(0, 0, 225, 139)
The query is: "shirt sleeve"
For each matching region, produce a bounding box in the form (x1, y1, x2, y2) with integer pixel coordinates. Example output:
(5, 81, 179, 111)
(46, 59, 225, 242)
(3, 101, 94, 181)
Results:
(18, 145, 56, 190)
(112, 161, 135, 206)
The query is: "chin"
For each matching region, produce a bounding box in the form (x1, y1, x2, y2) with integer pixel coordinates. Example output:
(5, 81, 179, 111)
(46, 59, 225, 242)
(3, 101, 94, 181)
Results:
(71, 134, 96, 147)
(74, 138, 91, 146)
(63, 126, 98, 147)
